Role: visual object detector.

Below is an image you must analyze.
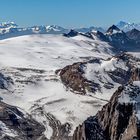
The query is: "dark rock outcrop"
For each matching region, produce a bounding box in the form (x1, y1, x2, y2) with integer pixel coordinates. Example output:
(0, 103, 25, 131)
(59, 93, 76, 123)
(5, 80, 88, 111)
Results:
(126, 29, 140, 42)
(73, 83, 140, 140)
(0, 101, 46, 140)
(58, 53, 139, 95)
(63, 29, 94, 39)
(91, 31, 108, 42)
(0, 73, 13, 90)
(58, 62, 89, 94)
(73, 116, 106, 140)
(106, 25, 121, 35)
(106, 25, 134, 49)
(58, 61, 100, 94)
(63, 30, 79, 37)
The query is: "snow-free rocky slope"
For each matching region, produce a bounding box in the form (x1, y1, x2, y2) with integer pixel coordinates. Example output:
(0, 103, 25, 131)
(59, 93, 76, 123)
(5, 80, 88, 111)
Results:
(73, 81, 140, 140)
(0, 25, 140, 140)
(0, 102, 46, 140)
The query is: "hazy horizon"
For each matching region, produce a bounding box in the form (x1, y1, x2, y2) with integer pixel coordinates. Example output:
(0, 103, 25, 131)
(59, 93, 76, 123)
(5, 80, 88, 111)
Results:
(0, 0, 140, 28)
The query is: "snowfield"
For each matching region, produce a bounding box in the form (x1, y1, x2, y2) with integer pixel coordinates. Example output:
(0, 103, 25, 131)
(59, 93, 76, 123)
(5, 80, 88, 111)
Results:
(0, 34, 114, 69)
(82, 57, 129, 100)
(0, 34, 114, 138)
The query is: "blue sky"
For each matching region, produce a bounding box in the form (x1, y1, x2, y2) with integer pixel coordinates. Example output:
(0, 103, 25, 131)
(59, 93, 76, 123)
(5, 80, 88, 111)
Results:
(0, 0, 140, 28)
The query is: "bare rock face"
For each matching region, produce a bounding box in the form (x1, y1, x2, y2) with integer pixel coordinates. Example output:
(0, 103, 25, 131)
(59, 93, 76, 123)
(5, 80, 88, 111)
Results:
(130, 67, 140, 81)
(0, 101, 46, 140)
(58, 62, 87, 94)
(58, 53, 140, 95)
(97, 86, 133, 140)
(58, 61, 100, 94)
(126, 28, 140, 42)
(73, 116, 105, 140)
(73, 82, 140, 140)
(0, 73, 13, 91)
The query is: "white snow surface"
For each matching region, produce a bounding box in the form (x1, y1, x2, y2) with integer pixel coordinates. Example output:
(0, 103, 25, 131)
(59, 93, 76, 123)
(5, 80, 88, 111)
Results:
(83, 57, 128, 100)
(0, 34, 113, 138)
(0, 34, 113, 69)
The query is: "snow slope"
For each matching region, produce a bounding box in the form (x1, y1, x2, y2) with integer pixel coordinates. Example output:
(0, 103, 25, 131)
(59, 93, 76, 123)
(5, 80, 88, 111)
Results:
(0, 34, 114, 139)
(0, 34, 114, 69)
(81, 56, 129, 100)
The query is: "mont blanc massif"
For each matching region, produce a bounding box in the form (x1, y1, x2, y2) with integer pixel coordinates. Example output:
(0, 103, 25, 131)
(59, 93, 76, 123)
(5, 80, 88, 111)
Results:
(0, 21, 140, 140)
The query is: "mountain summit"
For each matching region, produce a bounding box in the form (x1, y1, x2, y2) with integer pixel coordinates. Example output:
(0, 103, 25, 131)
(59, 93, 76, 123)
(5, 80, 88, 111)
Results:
(106, 25, 122, 35)
(116, 21, 140, 32)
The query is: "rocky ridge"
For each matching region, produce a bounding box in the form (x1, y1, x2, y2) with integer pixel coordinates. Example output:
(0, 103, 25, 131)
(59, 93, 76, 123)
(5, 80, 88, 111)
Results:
(0, 101, 46, 140)
(73, 81, 140, 140)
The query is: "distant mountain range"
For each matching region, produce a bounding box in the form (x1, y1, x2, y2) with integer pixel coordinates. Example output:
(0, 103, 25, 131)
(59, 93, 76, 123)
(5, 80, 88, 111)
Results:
(1, 21, 140, 51)
(116, 21, 140, 32)
(0, 22, 104, 36)
(0, 21, 140, 39)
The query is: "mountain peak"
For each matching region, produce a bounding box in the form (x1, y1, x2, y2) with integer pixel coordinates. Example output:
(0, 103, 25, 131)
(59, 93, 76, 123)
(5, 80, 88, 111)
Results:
(63, 29, 78, 37)
(108, 24, 120, 30)
(117, 21, 140, 32)
(106, 25, 121, 35)
(46, 25, 65, 30)
(127, 28, 140, 36)
(130, 28, 140, 33)
(126, 28, 140, 41)
(0, 21, 18, 28)
(117, 21, 129, 27)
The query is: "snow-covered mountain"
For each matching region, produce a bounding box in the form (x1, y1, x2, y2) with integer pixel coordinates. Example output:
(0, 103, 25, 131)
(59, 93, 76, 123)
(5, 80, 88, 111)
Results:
(0, 22, 106, 40)
(126, 28, 140, 42)
(106, 25, 123, 35)
(1, 21, 140, 40)
(105, 25, 133, 49)
(74, 26, 105, 33)
(116, 21, 140, 32)
(0, 22, 70, 40)
(0, 23, 140, 140)
(0, 33, 115, 139)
